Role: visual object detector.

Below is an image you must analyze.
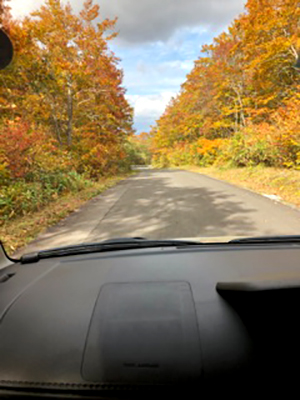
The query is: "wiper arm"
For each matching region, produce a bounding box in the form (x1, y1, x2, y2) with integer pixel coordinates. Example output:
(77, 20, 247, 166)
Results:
(19, 235, 300, 263)
(20, 238, 202, 264)
(230, 235, 300, 244)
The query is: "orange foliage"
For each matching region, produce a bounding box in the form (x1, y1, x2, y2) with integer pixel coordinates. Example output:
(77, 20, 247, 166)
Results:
(0, 0, 134, 179)
(151, 0, 300, 169)
(0, 121, 45, 179)
(0, 0, 135, 222)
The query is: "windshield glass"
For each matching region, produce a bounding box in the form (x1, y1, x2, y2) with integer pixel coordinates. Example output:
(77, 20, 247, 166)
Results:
(0, 0, 299, 257)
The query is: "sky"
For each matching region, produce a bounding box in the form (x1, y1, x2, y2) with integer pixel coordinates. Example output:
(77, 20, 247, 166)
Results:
(10, 0, 246, 133)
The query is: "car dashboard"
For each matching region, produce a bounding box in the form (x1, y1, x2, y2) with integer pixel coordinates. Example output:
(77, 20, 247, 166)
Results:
(0, 242, 300, 398)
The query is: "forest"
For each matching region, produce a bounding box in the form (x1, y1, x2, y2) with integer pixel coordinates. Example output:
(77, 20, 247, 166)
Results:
(0, 0, 299, 251)
(151, 0, 300, 170)
(0, 0, 148, 222)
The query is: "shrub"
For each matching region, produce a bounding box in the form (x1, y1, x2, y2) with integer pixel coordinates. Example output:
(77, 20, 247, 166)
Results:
(124, 139, 152, 166)
(0, 171, 92, 221)
(218, 125, 279, 167)
(194, 138, 224, 166)
(152, 139, 225, 168)
(0, 121, 44, 179)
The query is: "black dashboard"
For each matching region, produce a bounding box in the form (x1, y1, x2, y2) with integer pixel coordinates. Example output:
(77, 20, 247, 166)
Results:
(0, 243, 300, 398)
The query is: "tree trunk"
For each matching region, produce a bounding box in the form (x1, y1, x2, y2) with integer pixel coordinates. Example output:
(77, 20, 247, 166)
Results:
(66, 78, 73, 147)
(52, 112, 62, 145)
(232, 85, 246, 127)
(234, 100, 239, 133)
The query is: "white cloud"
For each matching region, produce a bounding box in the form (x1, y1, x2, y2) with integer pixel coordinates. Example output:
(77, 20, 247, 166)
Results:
(100, 0, 246, 44)
(130, 59, 194, 79)
(160, 60, 194, 71)
(127, 92, 176, 119)
(10, 0, 246, 44)
(10, 0, 43, 18)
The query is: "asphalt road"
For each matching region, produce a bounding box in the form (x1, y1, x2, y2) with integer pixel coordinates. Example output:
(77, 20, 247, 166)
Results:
(18, 169, 300, 254)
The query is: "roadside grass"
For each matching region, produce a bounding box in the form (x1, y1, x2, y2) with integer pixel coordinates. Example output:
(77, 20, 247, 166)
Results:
(0, 172, 135, 255)
(175, 165, 300, 209)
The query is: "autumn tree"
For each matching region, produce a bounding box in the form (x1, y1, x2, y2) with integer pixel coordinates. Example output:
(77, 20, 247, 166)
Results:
(0, 0, 10, 30)
(0, 0, 134, 178)
(151, 0, 300, 169)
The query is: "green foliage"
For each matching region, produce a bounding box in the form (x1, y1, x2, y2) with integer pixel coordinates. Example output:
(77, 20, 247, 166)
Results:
(0, 171, 93, 221)
(124, 139, 152, 166)
(220, 132, 279, 167)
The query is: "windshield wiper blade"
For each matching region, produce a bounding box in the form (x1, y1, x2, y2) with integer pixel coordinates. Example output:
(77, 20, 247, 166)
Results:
(230, 235, 300, 244)
(20, 238, 202, 264)
(20, 235, 300, 263)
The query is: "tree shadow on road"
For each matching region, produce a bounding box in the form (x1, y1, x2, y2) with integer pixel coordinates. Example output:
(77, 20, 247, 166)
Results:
(88, 169, 259, 241)
(18, 169, 295, 256)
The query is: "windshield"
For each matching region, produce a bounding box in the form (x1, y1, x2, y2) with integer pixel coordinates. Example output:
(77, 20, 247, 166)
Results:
(0, 0, 299, 257)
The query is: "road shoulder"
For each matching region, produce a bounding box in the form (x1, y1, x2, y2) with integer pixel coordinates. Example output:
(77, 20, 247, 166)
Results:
(1, 173, 135, 256)
(175, 166, 300, 210)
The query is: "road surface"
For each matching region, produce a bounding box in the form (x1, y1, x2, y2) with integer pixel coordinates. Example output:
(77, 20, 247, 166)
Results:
(18, 169, 300, 254)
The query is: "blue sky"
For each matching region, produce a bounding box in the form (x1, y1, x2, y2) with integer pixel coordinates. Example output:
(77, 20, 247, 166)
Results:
(10, 0, 246, 133)
(112, 27, 215, 132)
